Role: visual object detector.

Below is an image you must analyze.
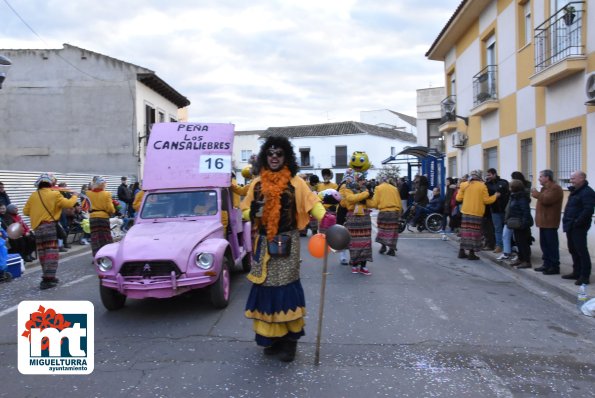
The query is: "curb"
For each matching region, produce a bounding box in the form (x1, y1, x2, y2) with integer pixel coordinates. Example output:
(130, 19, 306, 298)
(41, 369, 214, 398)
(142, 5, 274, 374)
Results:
(443, 233, 578, 306)
(481, 251, 577, 304)
(25, 243, 92, 271)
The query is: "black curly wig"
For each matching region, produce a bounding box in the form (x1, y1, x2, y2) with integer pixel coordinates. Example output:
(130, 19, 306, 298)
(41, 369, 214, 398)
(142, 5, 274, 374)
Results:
(256, 136, 299, 176)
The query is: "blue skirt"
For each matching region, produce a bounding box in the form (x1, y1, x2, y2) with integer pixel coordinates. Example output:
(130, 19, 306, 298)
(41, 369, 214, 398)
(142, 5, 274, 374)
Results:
(245, 280, 306, 346)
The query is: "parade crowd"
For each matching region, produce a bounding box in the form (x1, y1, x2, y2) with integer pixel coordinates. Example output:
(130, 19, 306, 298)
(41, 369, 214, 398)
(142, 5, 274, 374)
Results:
(290, 165, 594, 288)
(1, 137, 593, 364)
(0, 174, 141, 289)
(237, 137, 595, 362)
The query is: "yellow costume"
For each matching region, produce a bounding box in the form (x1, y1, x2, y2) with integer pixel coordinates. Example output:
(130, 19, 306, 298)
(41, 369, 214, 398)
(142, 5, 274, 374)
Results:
(367, 182, 402, 212)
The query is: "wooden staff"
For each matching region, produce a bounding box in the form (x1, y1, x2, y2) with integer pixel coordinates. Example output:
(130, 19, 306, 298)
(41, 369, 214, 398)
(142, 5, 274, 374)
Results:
(314, 242, 329, 366)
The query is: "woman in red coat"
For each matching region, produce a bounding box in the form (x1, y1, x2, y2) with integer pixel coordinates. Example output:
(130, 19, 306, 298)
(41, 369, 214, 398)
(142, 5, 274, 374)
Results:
(2, 204, 37, 262)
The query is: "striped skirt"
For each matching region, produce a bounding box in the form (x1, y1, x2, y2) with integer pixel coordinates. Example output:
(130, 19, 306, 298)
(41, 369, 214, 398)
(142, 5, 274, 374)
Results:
(90, 218, 113, 256)
(344, 211, 373, 264)
(34, 222, 59, 280)
(375, 210, 400, 249)
(460, 214, 483, 251)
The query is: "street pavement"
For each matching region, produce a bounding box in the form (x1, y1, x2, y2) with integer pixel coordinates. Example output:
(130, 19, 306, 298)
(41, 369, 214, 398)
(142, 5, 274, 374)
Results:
(1, 223, 594, 397)
(15, 216, 593, 311)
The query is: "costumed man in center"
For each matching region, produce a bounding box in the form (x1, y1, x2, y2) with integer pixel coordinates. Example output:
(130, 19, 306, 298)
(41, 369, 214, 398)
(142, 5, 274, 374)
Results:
(241, 136, 330, 362)
(367, 176, 402, 256)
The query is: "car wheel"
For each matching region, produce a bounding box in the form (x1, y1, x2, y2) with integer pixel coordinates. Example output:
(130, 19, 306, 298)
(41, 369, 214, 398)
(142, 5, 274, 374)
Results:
(99, 283, 126, 311)
(242, 252, 252, 273)
(210, 256, 231, 309)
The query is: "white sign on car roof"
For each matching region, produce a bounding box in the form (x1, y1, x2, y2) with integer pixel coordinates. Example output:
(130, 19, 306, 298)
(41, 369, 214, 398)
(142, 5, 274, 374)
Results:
(143, 123, 235, 190)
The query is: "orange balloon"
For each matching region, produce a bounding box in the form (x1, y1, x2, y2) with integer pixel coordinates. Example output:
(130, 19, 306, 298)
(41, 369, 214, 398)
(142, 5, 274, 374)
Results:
(308, 233, 328, 258)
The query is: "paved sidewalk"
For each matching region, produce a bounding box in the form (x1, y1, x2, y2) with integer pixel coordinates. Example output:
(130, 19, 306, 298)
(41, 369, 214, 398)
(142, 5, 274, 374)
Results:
(370, 211, 592, 306)
(444, 231, 590, 305)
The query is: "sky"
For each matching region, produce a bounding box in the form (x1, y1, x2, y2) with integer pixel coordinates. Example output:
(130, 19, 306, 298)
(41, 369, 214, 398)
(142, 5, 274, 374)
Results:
(1, 0, 461, 131)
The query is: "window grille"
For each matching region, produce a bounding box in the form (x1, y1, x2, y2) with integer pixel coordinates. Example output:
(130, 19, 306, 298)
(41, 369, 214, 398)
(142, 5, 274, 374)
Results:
(299, 148, 311, 167)
(145, 104, 155, 140)
(428, 119, 444, 154)
(483, 147, 498, 171)
(520, 138, 533, 181)
(333, 146, 348, 167)
(550, 127, 581, 186)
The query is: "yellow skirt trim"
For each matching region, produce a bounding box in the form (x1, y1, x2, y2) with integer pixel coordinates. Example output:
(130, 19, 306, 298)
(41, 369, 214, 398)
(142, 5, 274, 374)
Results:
(247, 249, 269, 284)
(252, 318, 305, 338)
(244, 306, 306, 323)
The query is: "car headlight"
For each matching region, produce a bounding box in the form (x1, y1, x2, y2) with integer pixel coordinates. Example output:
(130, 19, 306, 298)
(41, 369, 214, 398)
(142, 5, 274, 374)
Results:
(97, 257, 113, 272)
(195, 253, 214, 269)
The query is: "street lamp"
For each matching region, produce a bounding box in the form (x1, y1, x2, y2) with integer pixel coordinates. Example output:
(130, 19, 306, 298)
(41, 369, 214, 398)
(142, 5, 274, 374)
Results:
(0, 54, 12, 90)
(442, 97, 469, 126)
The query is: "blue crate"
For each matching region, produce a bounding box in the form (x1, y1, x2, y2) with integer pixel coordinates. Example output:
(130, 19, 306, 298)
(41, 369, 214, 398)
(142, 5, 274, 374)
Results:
(6, 254, 23, 278)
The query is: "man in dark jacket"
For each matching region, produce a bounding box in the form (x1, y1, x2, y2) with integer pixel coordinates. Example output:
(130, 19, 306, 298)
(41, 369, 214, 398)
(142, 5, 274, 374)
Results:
(561, 170, 595, 285)
(485, 168, 510, 253)
(0, 182, 11, 206)
(117, 177, 132, 216)
(398, 177, 410, 211)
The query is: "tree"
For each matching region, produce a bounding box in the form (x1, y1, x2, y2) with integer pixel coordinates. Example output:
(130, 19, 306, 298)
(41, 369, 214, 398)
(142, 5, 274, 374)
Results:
(376, 165, 401, 184)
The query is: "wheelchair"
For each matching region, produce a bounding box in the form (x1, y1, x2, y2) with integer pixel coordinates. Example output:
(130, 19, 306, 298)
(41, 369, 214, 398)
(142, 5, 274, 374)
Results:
(397, 203, 444, 234)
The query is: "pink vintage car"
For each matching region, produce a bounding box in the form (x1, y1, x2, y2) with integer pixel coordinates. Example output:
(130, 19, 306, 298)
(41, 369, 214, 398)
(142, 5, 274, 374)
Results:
(95, 123, 251, 310)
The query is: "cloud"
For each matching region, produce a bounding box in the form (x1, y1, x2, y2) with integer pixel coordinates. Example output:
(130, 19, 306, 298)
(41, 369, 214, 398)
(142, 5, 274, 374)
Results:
(1, 0, 460, 129)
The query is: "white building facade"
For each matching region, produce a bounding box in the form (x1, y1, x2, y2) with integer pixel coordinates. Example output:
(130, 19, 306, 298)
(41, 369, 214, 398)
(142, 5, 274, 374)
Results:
(233, 121, 416, 184)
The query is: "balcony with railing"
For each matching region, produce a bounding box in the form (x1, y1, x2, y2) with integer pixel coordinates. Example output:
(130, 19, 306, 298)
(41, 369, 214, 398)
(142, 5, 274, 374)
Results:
(439, 95, 458, 133)
(530, 1, 586, 86)
(470, 65, 499, 116)
(332, 155, 349, 168)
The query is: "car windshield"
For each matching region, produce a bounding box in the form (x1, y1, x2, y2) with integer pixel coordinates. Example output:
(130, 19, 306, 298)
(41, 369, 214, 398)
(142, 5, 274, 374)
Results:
(140, 190, 218, 219)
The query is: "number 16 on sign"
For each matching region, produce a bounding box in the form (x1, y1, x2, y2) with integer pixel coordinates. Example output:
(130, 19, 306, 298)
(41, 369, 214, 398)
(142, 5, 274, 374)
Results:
(199, 155, 231, 174)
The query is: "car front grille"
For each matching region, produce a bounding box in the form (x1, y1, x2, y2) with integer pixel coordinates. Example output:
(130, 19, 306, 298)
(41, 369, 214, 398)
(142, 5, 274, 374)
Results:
(120, 261, 181, 278)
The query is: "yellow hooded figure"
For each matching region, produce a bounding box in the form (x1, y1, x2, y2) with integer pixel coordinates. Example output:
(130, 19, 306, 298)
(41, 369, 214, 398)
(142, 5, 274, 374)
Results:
(349, 151, 370, 172)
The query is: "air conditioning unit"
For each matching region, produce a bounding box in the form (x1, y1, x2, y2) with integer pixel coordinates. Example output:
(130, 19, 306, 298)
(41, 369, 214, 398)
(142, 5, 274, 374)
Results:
(451, 131, 467, 148)
(586, 73, 595, 106)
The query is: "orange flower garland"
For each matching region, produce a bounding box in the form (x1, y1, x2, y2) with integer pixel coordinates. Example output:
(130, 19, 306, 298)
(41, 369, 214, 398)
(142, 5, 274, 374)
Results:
(260, 166, 292, 241)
